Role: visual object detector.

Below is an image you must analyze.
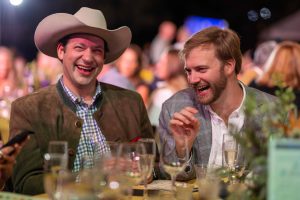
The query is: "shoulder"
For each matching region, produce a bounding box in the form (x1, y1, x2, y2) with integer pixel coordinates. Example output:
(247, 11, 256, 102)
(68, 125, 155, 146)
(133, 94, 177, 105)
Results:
(100, 82, 142, 100)
(161, 88, 197, 111)
(164, 88, 195, 104)
(12, 85, 57, 105)
(245, 86, 277, 103)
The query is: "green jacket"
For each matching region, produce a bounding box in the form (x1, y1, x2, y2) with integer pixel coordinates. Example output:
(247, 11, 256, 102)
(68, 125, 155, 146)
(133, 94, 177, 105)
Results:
(9, 81, 153, 195)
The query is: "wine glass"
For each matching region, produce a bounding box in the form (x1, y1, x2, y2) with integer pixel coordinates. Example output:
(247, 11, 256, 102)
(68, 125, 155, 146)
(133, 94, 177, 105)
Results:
(43, 141, 68, 199)
(117, 142, 146, 197)
(222, 134, 238, 169)
(160, 136, 189, 197)
(223, 134, 238, 184)
(93, 141, 127, 200)
(138, 138, 156, 199)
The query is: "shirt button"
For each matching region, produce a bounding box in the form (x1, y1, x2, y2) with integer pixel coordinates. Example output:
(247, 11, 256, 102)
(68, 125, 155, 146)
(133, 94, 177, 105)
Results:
(75, 121, 82, 128)
(68, 148, 75, 156)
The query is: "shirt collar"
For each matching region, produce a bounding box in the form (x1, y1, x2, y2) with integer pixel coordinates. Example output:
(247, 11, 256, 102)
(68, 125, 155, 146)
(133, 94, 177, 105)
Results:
(59, 77, 102, 106)
(204, 82, 246, 119)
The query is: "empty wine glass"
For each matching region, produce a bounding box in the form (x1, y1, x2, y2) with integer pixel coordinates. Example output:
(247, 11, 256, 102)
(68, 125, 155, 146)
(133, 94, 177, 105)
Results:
(160, 136, 189, 197)
(138, 138, 156, 199)
(94, 141, 125, 199)
(117, 142, 146, 197)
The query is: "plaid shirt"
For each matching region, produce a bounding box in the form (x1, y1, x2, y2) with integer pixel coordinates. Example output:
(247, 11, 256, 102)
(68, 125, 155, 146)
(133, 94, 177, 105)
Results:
(60, 78, 110, 172)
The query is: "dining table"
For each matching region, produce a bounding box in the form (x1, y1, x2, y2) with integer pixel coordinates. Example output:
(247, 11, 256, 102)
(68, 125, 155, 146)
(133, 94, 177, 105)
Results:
(30, 179, 199, 200)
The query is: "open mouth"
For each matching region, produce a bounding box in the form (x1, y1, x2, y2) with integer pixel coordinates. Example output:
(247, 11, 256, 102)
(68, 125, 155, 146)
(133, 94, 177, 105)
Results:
(197, 85, 210, 92)
(76, 65, 96, 73)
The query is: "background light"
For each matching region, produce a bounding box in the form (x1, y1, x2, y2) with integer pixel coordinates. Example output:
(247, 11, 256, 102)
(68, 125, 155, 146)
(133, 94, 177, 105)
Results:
(260, 7, 272, 19)
(247, 10, 259, 21)
(9, 0, 23, 6)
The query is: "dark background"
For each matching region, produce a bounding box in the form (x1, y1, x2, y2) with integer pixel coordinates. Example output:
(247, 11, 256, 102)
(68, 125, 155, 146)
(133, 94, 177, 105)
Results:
(0, 0, 299, 61)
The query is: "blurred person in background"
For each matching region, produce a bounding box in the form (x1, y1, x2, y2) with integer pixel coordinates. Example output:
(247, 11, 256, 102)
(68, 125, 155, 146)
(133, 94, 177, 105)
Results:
(0, 46, 27, 100)
(148, 47, 188, 127)
(98, 62, 135, 90)
(0, 47, 28, 123)
(239, 40, 277, 85)
(116, 44, 150, 106)
(173, 25, 191, 50)
(28, 51, 63, 90)
(149, 20, 177, 64)
(251, 41, 300, 109)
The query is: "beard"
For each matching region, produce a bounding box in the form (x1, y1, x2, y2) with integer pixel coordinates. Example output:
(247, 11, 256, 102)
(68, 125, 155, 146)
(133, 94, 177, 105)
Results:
(192, 66, 227, 105)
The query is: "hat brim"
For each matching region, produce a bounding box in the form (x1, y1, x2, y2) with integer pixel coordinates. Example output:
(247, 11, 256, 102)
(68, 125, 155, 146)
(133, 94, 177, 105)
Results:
(34, 13, 131, 64)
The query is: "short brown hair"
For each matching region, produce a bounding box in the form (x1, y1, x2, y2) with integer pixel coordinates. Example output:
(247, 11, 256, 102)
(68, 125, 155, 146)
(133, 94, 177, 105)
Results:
(180, 26, 242, 74)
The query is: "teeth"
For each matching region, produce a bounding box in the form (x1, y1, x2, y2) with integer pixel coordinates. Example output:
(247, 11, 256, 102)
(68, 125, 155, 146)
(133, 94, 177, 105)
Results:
(197, 86, 206, 90)
(197, 85, 209, 91)
(77, 65, 94, 72)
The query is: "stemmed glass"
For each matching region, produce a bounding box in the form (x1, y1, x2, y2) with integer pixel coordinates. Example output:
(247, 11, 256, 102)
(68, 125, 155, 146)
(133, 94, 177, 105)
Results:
(43, 141, 68, 199)
(117, 142, 146, 197)
(138, 138, 156, 200)
(93, 141, 125, 200)
(223, 134, 238, 184)
(160, 136, 189, 196)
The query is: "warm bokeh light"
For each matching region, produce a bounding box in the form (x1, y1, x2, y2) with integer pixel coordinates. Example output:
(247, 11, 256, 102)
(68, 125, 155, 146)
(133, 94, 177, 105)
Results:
(9, 0, 23, 6)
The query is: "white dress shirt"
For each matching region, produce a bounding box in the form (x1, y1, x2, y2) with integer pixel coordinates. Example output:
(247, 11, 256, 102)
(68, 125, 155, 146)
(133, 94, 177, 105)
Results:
(206, 84, 246, 168)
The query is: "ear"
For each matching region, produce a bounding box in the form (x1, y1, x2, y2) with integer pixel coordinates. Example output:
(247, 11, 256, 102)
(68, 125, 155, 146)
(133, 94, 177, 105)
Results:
(57, 43, 65, 60)
(224, 59, 236, 75)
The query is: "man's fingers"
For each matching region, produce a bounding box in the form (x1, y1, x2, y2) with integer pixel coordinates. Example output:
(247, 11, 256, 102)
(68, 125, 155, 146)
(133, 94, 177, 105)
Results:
(172, 107, 199, 125)
(1, 147, 14, 155)
(185, 106, 198, 114)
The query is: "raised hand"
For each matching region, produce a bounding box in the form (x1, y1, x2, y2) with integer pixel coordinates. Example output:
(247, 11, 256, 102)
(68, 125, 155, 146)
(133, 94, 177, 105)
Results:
(169, 106, 200, 158)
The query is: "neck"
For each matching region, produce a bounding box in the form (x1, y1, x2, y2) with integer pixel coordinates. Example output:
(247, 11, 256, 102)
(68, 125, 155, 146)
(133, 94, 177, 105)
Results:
(210, 80, 243, 124)
(62, 78, 96, 102)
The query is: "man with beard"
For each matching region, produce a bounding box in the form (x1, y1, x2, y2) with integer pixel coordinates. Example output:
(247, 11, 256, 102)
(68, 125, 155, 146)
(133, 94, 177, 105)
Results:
(158, 27, 275, 180)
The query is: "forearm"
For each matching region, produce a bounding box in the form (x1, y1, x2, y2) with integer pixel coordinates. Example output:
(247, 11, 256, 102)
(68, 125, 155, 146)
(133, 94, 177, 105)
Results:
(14, 174, 44, 195)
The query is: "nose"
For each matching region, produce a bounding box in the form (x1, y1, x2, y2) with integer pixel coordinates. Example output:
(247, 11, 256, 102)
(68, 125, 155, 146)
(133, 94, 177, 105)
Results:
(188, 71, 200, 84)
(82, 49, 93, 63)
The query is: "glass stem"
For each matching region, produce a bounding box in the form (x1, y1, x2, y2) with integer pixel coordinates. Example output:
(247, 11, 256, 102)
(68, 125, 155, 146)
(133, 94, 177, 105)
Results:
(171, 174, 176, 198)
(143, 176, 148, 200)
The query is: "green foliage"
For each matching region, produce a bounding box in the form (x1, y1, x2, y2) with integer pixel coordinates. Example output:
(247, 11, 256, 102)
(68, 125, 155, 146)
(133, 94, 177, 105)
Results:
(227, 84, 298, 200)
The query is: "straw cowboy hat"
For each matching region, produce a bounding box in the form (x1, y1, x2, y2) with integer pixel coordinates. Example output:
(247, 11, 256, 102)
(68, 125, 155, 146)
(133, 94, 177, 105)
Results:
(34, 7, 132, 64)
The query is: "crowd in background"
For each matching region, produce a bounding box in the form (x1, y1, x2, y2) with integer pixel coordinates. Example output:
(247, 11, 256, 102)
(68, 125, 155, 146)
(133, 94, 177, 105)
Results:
(1, 20, 300, 140)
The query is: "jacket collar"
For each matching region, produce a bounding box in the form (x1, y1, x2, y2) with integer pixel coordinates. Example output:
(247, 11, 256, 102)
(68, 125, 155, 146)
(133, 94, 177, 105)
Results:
(56, 80, 103, 112)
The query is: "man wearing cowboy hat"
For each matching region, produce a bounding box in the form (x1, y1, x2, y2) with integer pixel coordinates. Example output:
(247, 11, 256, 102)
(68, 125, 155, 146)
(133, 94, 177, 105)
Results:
(9, 7, 153, 195)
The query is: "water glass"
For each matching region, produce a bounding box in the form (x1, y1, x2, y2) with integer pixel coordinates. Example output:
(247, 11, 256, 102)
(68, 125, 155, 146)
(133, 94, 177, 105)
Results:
(56, 170, 96, 200)
(175, 183, 193, 200)
(138, 138, 156, 199)
(194, 163, 207, 181)
(44, 141, 68, 199)
(117, 142, 146, 198)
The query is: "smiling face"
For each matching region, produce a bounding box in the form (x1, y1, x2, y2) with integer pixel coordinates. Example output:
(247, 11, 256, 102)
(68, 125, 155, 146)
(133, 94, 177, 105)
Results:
(57, 34, 105, 94)
(185, 44, 227, 105)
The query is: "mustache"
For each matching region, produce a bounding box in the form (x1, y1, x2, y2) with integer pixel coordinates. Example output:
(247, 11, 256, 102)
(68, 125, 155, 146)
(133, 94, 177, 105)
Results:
(190, 81, 209, 88)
